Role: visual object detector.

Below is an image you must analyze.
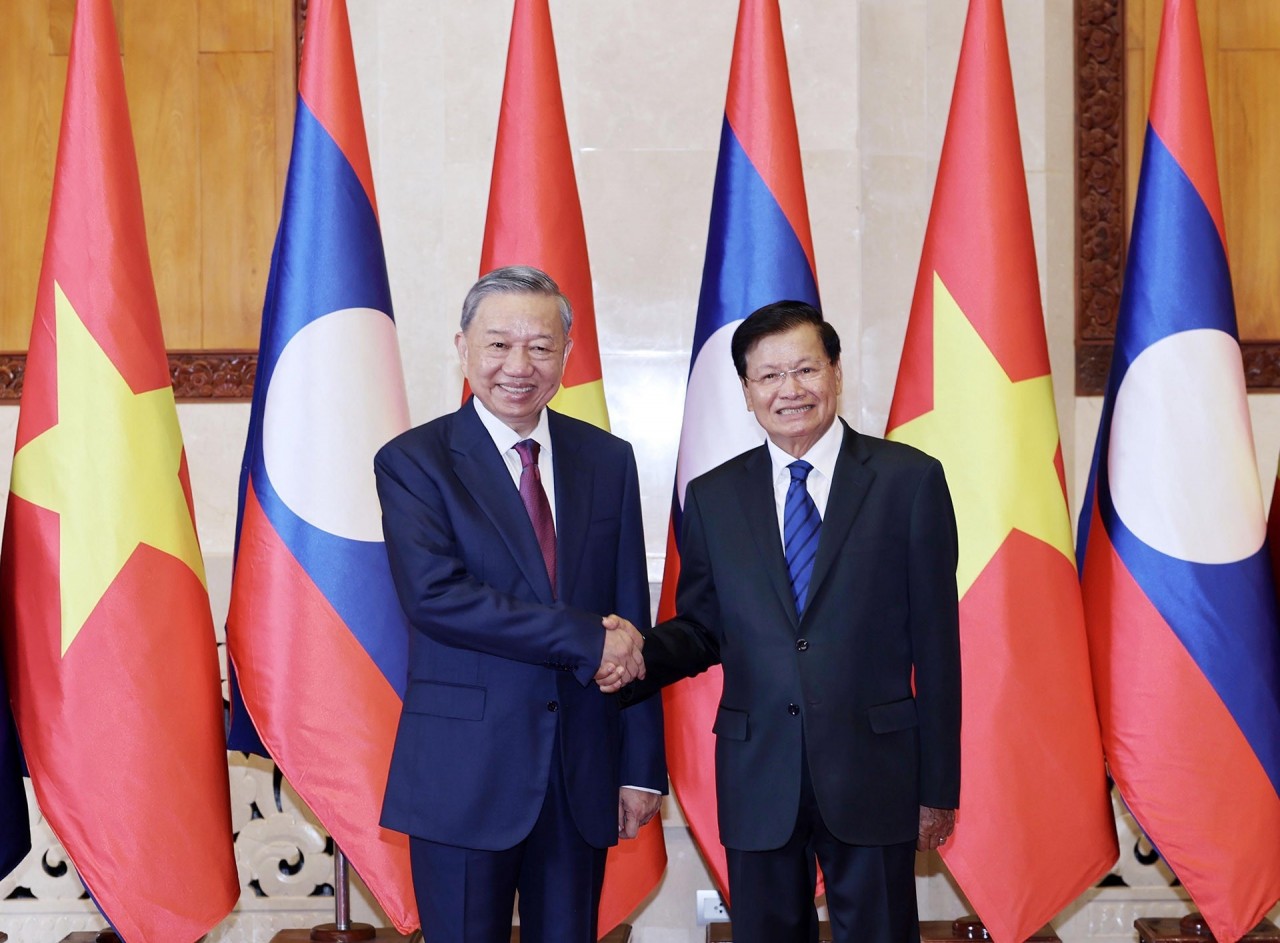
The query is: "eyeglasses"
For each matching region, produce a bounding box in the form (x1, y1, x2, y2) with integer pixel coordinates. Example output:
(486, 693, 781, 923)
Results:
(744, 362, 831, 390)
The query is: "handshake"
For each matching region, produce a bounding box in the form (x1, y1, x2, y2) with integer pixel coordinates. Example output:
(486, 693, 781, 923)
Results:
(594, 614, 645, 694)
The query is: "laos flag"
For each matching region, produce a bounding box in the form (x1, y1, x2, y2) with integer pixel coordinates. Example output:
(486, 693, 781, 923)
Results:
(225, 0, 416, 930)
(1078, 1, 1280, 939)
(659, 0, 819, 897)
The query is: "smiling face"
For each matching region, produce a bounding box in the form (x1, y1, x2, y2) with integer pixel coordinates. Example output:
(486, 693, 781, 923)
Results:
(456, 291, 572, 436)
(740, 322, 842, 458)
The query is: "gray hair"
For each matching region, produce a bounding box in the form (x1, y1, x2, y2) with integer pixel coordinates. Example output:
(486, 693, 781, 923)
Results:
(460, 265, 573, 335)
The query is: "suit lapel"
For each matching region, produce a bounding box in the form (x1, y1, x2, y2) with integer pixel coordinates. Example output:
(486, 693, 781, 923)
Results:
(806, 422, 875, 617)
(549, 412, 593, 603)
(450, 400, 555, 603)
(735, 446, 799, 628)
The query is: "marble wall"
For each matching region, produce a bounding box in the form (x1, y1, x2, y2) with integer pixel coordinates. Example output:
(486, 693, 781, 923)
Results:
(2, 0, 1279, 939)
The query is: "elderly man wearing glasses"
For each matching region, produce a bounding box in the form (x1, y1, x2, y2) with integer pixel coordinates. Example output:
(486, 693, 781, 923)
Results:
(613, 300, 962, 943)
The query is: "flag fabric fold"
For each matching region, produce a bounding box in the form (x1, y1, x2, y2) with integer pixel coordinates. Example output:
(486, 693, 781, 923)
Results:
(476, 2, 667, 931)
(225, 0, 417, 931)
(884, 2, 1118, 939)
(0, 0, 238, 937)
(1078, 2, 1280, 939)
(659, 0, 819, 900)
(0, 647, 30, 882)
(1268, 455, 1280, 593)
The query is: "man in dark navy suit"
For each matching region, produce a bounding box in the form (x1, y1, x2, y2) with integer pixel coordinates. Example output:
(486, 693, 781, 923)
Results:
(376, 266, 666, 943)
(614, 302, 961, 943)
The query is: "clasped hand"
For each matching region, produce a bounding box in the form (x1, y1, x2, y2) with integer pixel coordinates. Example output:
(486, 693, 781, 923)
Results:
(594, 614, 644, 692)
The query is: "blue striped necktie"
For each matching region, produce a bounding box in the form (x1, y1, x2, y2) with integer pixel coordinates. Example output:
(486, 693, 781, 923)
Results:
(784, 460, 821, 615)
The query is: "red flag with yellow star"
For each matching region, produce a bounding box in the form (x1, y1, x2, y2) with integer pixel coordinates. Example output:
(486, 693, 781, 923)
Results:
(0, 0, 238, 938)
(885, 1, 1117, 940)
(478, 0, 612, 428)
(476, 0, 666, 933)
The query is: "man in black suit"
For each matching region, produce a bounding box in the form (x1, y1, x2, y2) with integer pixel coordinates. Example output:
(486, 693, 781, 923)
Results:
(376, 266, 666, 943)
(612, 300, 960, 943)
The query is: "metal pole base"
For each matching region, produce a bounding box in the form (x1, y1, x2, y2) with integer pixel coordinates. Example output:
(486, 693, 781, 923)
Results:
(309, 922, 377, 942)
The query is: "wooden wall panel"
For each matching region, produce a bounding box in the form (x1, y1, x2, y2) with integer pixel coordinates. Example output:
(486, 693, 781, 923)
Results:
(199, 0, 274, 54)
(200, 52, 276, 349)
(0, 4, 57, 351)
(125, 0, 202, 348)
(0, 0, 296, 398)
(1219, 3, 1280, 49)
(1221, 51, 1280, 341)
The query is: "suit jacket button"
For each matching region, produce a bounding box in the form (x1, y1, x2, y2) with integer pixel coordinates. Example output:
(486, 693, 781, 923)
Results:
(547, 701, 559, 712)
(787, 703, 800, 716)
(795, 638, 809, 651)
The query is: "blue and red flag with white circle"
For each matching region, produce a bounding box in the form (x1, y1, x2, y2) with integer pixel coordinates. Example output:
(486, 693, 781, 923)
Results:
(225, 0, 416, 930)
(658, 0, 819, 897)
(1078, 2, 1280, 939)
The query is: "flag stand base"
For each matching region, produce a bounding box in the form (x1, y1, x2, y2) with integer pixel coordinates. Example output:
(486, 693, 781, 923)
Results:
(270, 929, 395, 943)
(922, 919, 1058, 941)
(709, 920, 1058, 943)
(311, 924, 376, 942)
(1135, 916, 1280, 943)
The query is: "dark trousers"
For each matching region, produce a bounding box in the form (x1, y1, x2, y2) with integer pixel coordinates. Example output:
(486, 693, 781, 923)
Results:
(726, 758, 920, 943)
(409, 732, 607, 943)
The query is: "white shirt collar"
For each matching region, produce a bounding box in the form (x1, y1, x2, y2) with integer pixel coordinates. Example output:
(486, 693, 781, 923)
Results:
(766, 417, 843, 482)
(472, 396, 553, 457)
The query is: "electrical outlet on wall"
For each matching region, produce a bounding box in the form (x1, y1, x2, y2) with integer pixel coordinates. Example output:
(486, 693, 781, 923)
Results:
(696, 888, 730, 925)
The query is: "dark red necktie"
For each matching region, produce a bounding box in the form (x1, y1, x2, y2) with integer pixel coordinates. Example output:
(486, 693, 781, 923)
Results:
(514, 439, 557, 597)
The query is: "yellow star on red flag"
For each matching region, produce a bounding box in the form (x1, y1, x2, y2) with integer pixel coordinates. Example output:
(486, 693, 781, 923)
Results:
(10, 281, 206, 655)
(889, 272, 1073, 595)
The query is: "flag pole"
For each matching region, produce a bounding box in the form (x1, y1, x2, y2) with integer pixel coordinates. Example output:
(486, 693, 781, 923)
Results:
(308, 845, 375, 941)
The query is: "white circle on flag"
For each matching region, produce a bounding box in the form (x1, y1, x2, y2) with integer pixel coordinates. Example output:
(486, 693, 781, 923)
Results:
(263, 308, 410, 541)
(1108, 327, 1264, 563)
(676, 322, 766, 507)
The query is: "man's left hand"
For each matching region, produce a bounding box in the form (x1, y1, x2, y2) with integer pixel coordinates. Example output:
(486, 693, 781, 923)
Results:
(917, 805, 956, 851)
(618, 788, 662, 839)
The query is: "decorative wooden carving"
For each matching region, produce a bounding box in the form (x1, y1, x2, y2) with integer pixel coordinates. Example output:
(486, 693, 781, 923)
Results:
(170, 351, 259, 401)
(1075, 0, 1124, 395)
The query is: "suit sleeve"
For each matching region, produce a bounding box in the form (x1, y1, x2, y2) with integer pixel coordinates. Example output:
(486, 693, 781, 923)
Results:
(910, 459, 962, 809)
(623, 480, 723, 706)
(375, 442, 605, 686)
(614, 446, 668, 791)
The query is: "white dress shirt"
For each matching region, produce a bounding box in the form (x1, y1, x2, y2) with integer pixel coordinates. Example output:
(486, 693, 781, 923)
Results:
(765, 418, 843, 540)
(472, 398, 558, 528)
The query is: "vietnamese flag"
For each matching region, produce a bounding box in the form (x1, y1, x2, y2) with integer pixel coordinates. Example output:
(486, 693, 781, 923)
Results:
(476, 0, 610, 429)
(885, 1, 1117, 940)
(0, 0, 238, 939)
(477, 0, 666, 932)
